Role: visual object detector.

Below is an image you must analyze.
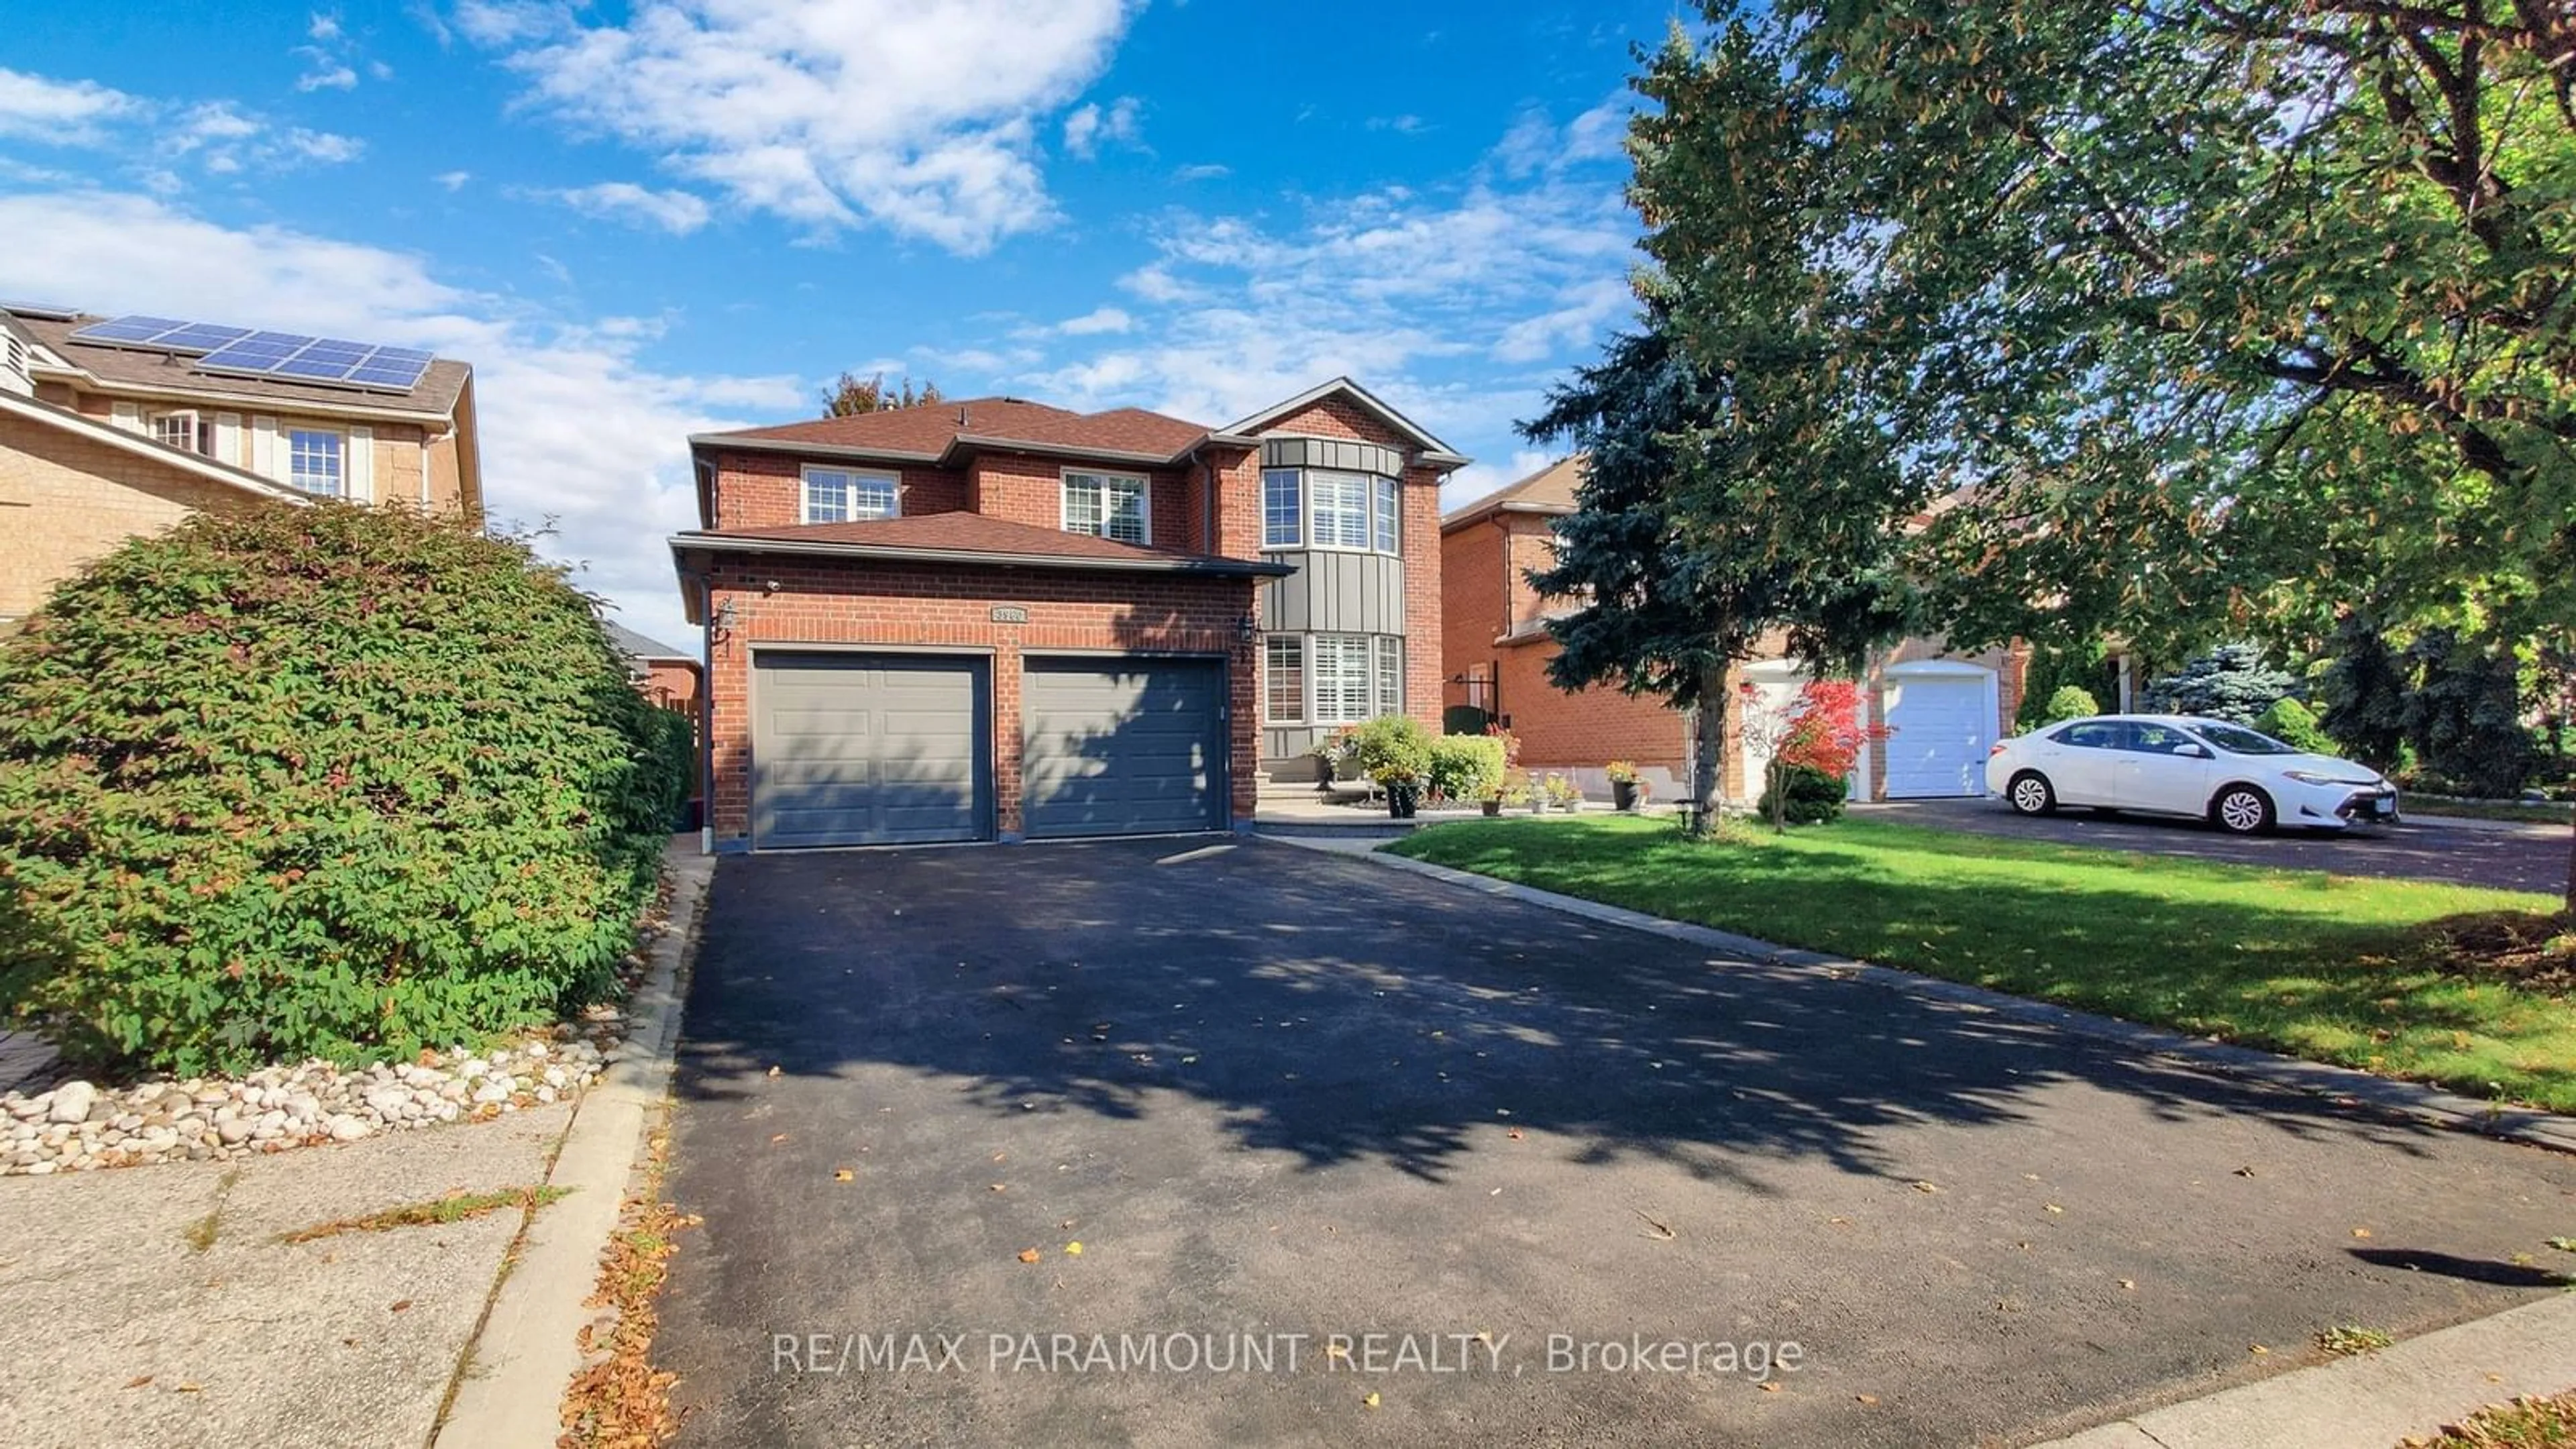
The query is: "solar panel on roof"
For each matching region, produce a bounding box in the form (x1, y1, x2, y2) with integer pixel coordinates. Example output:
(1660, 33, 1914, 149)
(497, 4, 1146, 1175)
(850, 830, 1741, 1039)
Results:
(68, 316, 191, 344)
(195, 331, 433, 394)
(152, 324, 254, 353)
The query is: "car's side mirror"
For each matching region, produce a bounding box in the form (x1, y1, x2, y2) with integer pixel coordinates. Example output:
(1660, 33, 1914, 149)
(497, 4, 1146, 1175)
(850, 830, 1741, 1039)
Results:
(2174, 743, 2209, 758)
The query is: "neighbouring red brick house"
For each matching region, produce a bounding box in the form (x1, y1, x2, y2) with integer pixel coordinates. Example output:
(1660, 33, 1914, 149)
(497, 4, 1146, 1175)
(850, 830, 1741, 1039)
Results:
(672, 379, 1466, 850)
(1442, 455, 2027, 804)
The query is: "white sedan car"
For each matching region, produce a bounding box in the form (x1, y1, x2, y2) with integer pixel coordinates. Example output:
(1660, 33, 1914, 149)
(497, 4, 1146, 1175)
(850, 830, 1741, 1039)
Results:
(1984, 714, 2398, 834)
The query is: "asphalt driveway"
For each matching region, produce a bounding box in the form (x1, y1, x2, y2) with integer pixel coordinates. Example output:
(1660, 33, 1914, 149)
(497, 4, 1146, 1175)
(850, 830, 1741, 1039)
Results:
(1862, 797, 2569, 895)
(654, 838, 2576, 1449)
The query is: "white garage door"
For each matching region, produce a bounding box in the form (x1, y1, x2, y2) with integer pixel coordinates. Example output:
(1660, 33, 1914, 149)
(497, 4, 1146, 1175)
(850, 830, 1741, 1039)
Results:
(1880, 669, 1994, 798)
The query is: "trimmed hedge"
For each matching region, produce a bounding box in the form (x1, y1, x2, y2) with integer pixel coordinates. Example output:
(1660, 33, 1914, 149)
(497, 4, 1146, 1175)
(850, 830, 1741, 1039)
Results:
(2039, 685, 2100, 724)
(0, 502, 690, 1075)
(1756, 765, 1849, 826)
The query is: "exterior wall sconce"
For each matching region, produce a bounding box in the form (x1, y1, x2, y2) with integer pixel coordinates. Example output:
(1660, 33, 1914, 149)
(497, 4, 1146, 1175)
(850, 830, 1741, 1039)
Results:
(1238, 612, 1258, 642)
(710, 596, 741, 645)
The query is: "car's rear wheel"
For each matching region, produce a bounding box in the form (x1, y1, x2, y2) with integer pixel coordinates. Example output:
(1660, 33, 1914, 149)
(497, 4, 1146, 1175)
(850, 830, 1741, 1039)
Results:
(2210, 784, 2274, 835)
(2006, 771, 2056, 816)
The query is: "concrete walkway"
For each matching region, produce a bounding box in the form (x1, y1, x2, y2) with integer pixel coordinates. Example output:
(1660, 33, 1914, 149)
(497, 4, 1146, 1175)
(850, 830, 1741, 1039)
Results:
(0, 1099, 574, 1449)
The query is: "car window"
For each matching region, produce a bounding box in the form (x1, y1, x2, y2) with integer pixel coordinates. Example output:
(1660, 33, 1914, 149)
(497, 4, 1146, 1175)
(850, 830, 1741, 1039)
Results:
(2127, 722, 2198, 754)
(2190, 722, 2300, 755)
(2053, 721, 2126, 749)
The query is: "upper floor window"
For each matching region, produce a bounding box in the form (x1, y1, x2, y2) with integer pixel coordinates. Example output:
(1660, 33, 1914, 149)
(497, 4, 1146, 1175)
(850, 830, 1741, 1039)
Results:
(288, 428, 343, 496)
(1263, 468, 1301, 548)
(1063, 470, 1148, 544)
(1296, 470, 1400, 554)
(152, 410, 207, 455)
(802, 466, 899, 523)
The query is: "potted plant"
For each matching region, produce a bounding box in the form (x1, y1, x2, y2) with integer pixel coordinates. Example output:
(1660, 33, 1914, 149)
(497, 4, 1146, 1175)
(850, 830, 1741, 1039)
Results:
(1544, 773, 1582, 813)
(1376, 767, 1426, 818)
(1476, 782, 1505, 817)
(1500, 769, 1534, 814)
(1605, 760, 1642, 812)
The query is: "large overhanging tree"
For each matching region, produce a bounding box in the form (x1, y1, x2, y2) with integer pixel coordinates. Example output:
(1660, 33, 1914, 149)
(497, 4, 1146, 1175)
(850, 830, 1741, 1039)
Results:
(1524, 25, 1919, 838)
(1647, 1, 2575, 900)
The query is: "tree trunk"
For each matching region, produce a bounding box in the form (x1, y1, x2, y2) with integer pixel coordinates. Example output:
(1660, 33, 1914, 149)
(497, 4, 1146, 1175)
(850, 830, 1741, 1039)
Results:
(1686, 661, 1730, 838)
(2564, 813, 2574, 916)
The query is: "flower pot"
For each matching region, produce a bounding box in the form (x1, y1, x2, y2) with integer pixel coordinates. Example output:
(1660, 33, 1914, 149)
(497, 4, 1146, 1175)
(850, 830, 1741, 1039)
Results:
(1385, 783, 1421, 819)
(1481, 800, 1502, 817)
(1612, 780, 1638, 812)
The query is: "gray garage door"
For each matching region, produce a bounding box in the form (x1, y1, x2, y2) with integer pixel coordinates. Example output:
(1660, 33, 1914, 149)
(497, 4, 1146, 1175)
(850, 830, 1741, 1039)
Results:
(1021, 657, 1226, 839)
(752, 652, 989, 849)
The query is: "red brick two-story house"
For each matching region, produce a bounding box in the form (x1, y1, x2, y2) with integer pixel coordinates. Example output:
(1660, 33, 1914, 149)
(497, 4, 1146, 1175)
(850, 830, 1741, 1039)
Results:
(1442, 455, 2027, 803)
(672, 378, 1465, 850)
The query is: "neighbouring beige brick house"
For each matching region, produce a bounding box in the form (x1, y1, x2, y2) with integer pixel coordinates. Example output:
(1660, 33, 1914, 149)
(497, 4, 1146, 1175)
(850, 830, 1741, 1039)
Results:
(0, 304, 481, 631)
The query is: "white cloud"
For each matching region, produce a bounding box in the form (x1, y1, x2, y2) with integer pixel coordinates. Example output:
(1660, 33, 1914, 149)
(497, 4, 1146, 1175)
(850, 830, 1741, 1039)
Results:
(435, 168, 472, 191)
(1053, 305, 1132, 336)
(461, 0, 1142, 252)
(1171, 162, 1228, 182)
(309, 13, 344, 42)
(545, 181, 714, 235)
(297, 62, 360, 93)
(0, 189, 798, 647)
(286, 129, 368, 164)
(1442, 447, 1559, 513)
(939, 102, 1641, 476)
(0, 68, 142, 144)
(1062, 95, 1140, 160)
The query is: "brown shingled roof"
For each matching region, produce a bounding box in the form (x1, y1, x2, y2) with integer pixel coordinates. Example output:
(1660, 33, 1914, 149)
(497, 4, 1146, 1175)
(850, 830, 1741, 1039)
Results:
(676, 511, 1289, 576)
(1440, 454, 1585, 531)
(712, 396, 1217, 462)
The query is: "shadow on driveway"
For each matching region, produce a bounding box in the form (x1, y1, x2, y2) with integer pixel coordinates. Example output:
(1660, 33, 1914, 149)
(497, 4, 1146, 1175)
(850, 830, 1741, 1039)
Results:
(656, 837, 2576, 1449)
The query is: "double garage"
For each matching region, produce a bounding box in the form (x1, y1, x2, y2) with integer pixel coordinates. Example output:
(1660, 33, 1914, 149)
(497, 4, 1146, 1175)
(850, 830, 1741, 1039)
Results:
(751, 650, 1232, 848)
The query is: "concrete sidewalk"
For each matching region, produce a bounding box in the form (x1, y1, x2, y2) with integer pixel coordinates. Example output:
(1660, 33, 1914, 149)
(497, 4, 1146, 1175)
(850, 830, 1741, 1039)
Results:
(0, 1099, 575, 1449)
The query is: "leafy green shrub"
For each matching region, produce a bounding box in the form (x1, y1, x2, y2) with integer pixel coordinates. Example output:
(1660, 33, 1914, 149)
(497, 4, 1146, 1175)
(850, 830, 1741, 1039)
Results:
(1756, 765, 1847, 826)
(1425, 735, 1505, 804)
(2255, 698, 2334, 755)
(1344, 713, 1434, 784)
(0, 502, 689, 1075)
(2039, 685, 2100, 724)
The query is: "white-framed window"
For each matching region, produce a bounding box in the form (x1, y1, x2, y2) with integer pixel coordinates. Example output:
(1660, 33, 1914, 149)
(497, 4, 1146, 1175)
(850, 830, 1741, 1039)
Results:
(802, 466, 900, 523)
(1063, 470, 1149, 544)
(152, 410, 205, 455)
(287, 427, 343, 496)
(1311, 635, 1374, 724)
(1262, 468, 1302, 548)
(1265, 635, 1305, 724)
(1375, 635, 1403, 717)
(1307, 470, 1372, 551)
(1373, 474, 1400, 553)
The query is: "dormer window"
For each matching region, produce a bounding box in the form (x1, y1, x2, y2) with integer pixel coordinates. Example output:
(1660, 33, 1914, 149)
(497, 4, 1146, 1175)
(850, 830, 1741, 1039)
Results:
(1063, 470, 1148, 544)
(152, 410, 207, 455)
(802, 465, 899, 523)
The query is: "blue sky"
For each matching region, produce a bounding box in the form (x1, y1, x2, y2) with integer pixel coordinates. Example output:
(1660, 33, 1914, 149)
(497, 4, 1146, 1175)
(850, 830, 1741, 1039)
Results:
(0, 1, 1682, 647)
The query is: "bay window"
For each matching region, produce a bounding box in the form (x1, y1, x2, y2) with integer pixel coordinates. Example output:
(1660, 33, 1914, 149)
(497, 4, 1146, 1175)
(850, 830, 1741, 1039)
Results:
(1308, 470, 1373, 550)
(1263, 468, 1302, 548)
(1265, 635, 1305, 723)
(1273, 632, 1404, 724)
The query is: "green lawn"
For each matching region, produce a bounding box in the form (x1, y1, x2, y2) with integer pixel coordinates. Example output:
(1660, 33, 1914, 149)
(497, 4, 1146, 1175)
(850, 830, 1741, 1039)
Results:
(1387, 816, 2576, 1113)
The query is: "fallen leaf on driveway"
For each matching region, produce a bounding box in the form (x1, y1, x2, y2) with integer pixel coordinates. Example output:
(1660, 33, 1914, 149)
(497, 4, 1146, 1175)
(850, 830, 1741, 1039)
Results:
(767, 1066, 781, 1078)
(390, 1299, 412, 1313)
(2249, 1344, 2269, 1356)
(1362, 1392, 1381, 1409)
(1017, 1249, 1042, 1264)
(1065, 1242, 1083, 1256)
(2118, 1279, 2136, 1290)
(2044, 1204, 2064, 1215)
(2352, 1228, 2372, 1239)
(769, 1134, 788, 1144)
(123, 1376, 152, 1389)
(833, 1169, 854, 1183)
(1760, 1382, 1780, 1393)
(1633, 1209, 1676, 1241)
(1855, 1393, 1878, 1405)
(1911, 1181, 1941, 1194)
(2234, 1166, 2257, 1177)
(989, 1183, 1006, 1193)
(174, 1382, 203, 1393)
(1507, 1129, 1524, 1141)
